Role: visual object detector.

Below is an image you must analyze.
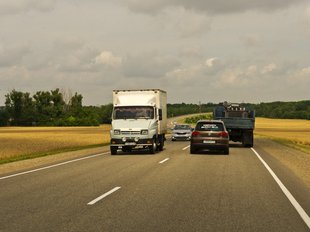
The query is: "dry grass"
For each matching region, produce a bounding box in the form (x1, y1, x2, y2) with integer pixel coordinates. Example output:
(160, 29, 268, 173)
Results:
(0, 125, 111, 163)
(255, 118, 310, 153)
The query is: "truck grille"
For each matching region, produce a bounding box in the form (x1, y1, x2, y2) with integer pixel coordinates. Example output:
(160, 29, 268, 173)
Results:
(121, 131, 140, 135)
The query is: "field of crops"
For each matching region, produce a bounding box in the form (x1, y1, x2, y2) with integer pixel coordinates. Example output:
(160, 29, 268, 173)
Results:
(255, 118, 310, 153)
(0, 117, 309, 164)
(0, 125, 111, 163)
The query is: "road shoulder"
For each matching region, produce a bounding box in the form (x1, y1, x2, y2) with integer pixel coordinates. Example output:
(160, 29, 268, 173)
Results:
(0, 146, 108, 176)
(255, 137, 310, 189)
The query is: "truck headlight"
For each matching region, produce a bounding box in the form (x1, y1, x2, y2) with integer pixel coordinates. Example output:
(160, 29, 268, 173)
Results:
(114, 130, 121, 135)
(141, 130, 148, 135)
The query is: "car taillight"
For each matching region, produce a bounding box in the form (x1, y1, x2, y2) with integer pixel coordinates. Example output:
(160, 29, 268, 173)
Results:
(191, 131, 200, 137)
(219, 131, 229, 137)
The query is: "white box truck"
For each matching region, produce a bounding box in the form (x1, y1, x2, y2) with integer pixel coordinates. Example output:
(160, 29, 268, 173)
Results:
(110, 89, 167, 154)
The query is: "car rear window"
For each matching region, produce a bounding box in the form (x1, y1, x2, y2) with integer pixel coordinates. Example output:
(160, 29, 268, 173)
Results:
(196, 122, 224, 131)
(174, 125, 191, 130)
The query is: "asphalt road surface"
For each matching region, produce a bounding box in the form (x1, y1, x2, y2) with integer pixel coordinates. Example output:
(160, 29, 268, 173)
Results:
(1, 140, 310, 232)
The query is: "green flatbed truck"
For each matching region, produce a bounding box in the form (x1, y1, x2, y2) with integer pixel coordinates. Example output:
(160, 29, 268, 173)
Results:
(213, 102, 255, 147)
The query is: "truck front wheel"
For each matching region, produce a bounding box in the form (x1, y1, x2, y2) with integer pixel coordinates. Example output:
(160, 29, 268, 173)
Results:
(110, 146, 118, 155)
(149, 138, 157, 154)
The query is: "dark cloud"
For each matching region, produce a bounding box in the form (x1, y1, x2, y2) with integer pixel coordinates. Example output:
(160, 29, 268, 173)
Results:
(124, 0, 308, 14)
(0, 0, 57, 15)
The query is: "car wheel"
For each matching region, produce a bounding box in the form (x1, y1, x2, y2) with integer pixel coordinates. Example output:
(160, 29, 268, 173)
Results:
(190, 146, 196, 154)
(224, 147, 229, 155)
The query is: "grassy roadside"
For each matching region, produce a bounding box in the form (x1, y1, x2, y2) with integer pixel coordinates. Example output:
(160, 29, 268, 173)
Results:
(275, 139, 310, 154)
(255, 134, 310, 154)
(0, 143, 109, 165)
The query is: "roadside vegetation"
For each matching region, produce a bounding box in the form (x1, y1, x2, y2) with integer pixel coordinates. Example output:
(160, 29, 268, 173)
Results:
(184, 113, 213, 124)
(1, 91, 309, 127)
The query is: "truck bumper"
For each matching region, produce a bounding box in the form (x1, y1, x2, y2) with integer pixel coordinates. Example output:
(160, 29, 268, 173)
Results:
(110, 138, 153, 147)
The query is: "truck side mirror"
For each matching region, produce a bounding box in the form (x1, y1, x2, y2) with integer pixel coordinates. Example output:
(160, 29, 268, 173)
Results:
(158, 109, 163, 121)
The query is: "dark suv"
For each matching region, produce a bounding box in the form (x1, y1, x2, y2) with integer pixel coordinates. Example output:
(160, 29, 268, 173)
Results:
(190, 120, 229, 154)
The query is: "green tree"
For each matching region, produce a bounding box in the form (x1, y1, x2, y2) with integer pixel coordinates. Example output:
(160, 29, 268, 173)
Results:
(33, 91, 54, 124)
(5, 90, 35, 125)
(0, 107, 9, 126)
(51, 88, 65, 118)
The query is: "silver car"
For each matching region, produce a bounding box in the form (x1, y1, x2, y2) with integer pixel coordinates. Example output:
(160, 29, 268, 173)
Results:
(172, 124, 192, 141)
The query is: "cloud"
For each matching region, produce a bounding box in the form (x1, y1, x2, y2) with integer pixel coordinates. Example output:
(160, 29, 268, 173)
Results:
(261, 63, 277, 74)
(122, 52, 180, 78)
(164, 58, 223, 86)
(245, 65, 258, 76)
(178, 46, 203, 58)
(240, 35, 261, 47)
(305, 7, 310, 23)
(0, 43, 31, 67)
(159, 7, 211, 38)
(49, 38, 99, 73)
(94, 51, 122, 68)
(53, 37, 85, 51)
(165, 64, 203, 84)
(0, 0, 57, 15)
(205, 57, 220, 67)
(124, 0, 308, 15)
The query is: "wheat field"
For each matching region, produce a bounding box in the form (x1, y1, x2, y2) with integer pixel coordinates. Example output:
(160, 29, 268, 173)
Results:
(0, 125, 111, 162)
(255, 118, 310, 152)
(1, 118, 309, 163)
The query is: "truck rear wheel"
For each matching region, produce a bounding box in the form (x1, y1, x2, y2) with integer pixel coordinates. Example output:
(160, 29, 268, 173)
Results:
(110, 146, 118, 155)
(242, 130, 254, 147)
(158, 135, 164, 151)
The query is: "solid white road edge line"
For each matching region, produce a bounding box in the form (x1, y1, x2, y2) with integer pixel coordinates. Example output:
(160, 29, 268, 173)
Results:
(0, 152, 110, 180)
(182, 145, 190, 150)
(159, 158, 170, 164)
(251, 148, 310, 229)
(88, 187, 121, 205)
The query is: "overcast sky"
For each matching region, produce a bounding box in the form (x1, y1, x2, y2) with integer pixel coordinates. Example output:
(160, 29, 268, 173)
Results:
(0, 0, 309, 105)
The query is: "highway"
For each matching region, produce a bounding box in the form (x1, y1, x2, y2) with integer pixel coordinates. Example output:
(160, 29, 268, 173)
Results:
(1, 140, 310, 232)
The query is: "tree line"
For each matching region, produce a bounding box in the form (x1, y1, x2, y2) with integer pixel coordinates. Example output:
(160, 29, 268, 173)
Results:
(0, 89, 309, 126)
(0, 89, 112, 126)
(168, 101, 310, 120)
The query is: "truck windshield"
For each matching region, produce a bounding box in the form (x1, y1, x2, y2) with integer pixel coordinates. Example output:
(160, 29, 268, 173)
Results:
(113, 106, 155, 119)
